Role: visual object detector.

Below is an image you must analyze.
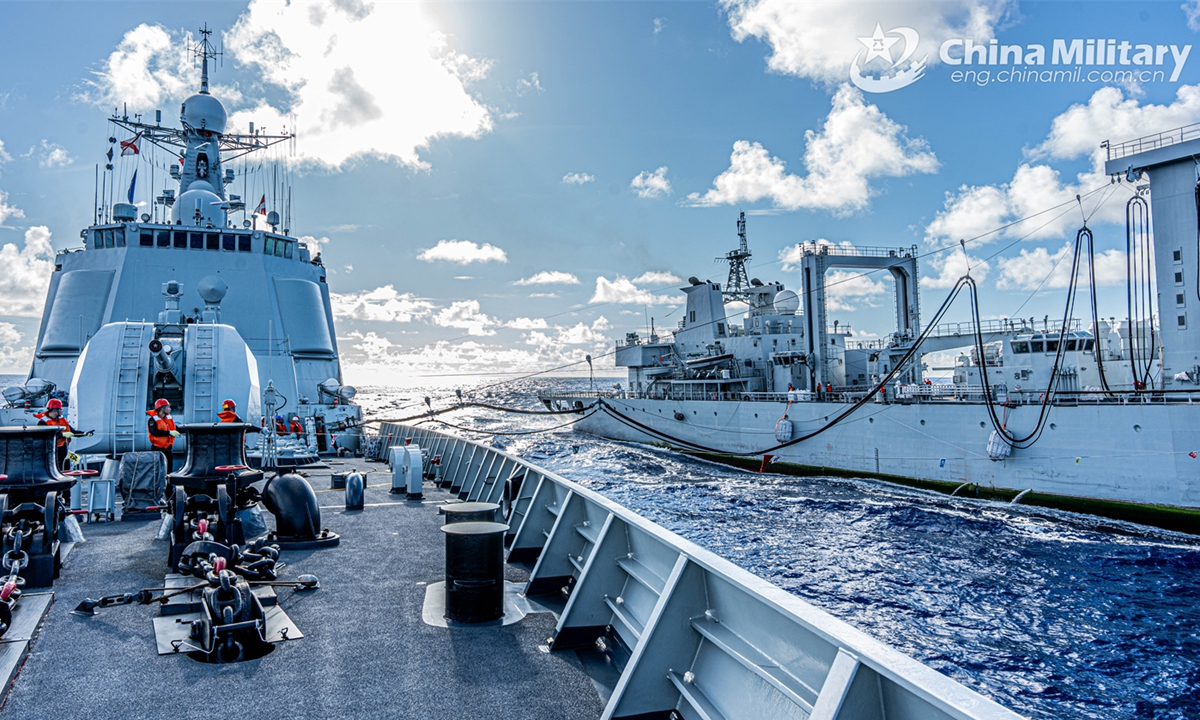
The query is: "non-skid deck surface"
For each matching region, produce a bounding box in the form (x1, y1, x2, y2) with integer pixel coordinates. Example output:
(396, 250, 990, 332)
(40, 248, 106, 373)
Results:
(0, 459, 603, 720)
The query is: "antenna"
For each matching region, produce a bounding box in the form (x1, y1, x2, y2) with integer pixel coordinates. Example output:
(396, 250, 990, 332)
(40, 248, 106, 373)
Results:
(717, 211, 752, 304)
(194, 23, 223, 95)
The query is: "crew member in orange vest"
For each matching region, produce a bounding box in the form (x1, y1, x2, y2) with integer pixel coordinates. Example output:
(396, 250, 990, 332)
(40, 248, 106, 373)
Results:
(36, 398, 76, 471)
(274, 415, 288, 435)
(289, 415, 304, 439)
(217, 399, 242, 423)
(147, 398, 180, 474)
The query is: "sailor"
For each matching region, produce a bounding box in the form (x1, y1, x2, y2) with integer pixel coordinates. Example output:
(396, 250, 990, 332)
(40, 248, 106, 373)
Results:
(289, 415, 304, 439)
(147, 399, 180, 474)
(275, 415, 288, 435)
(35, 398, 76, 471)
(217, 399, 242, 423)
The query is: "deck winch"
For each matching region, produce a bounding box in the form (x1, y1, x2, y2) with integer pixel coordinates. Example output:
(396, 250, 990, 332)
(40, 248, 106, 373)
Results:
(73, 529, 319, 663)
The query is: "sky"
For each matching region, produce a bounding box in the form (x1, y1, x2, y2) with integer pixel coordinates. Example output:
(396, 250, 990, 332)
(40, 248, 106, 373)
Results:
(1, 0, 1199, 384)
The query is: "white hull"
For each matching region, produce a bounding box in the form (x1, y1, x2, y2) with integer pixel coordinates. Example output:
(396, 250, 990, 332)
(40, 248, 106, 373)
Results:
(567, 397, 1200, 511)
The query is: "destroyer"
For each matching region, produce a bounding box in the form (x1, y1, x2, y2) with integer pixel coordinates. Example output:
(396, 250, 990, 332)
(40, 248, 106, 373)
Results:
(0, 27, 362, 466)
(544, 129, 1200, 532)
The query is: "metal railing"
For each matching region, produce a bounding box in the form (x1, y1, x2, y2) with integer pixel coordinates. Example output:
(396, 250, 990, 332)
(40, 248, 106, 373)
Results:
(925, 318, 1081, 339)
(1105, 123, 1200, 161)
(377, 422, 1024, 720)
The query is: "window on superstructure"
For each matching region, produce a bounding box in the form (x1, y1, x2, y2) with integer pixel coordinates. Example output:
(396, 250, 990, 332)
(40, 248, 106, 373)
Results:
(102, 229, 113, 248)
(190, 232, 203, 249)
(1010, 341, 1029, 353)
(157, 230, 170, 247)
(1031, 340, 1044, 352)
(173, 231, 187, 248)
(274, 239, 286, 257)
(1083, 339, 1094, 351)
(1066, 339, 1077, 351)
(1045, 339, 1058, 352)
(1175, 271, 1184, 285)
(1178, 293, 1186, 307)
(1174, 249, 1183, 263)
(93, 230, 103, 249)
(222, 234, 235, 251)
(115, 228, 125, 247)
(1179, 314, 1187, 329)
(238, 235, 251, 252)
(283, 240, 293, 259)
(139, 230, 153, 247)
(264, 237, 275, 255)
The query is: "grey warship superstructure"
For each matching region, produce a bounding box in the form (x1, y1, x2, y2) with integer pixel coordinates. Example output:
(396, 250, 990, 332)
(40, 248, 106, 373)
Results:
(544, 127, 1200, 531)
(0, 28, 361, 462)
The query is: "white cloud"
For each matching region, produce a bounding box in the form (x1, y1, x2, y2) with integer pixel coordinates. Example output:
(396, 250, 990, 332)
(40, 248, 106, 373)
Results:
(433, 299, 495, 336)
(590, 275, 684, 305)
(516, 72, 544, 96)
(0, 141, 12, 166)
(417, 239, 507, 264)
(83, 24, 196, 108)
(343, 264, 354, 274)
(527, 317, 612, 348)
(341, 337, 617, 385)
(562, 172, 594, 185)
(720, 0, 1005, 85)
(224, 1, 493, 169)
(506, 317, 550, 330)
(632, 271, 682, 285)
(922, 250, 991, 289)
(0, 189, 24, 227)
(0, 323, 33, 373)
(996, 243, 1125, 291)
(925, 84, 1200, 248)
(37, 141, 73, 169)
(653, 17, 666, 35)
(1185, 1, 1200, 32)
(688, 86, 937, 213)
(0, 226, 56, 318)
(824, 270, 887, 312)
(351, 330, 395, 359)
(528, 292, 558, 298)
(631, 166, 672, 198)
(513, 271, 579, 286)
(329, 284, 434, 322)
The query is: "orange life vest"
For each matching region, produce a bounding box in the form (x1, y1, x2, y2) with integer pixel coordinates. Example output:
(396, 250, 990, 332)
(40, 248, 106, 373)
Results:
(147, 411, 176, 449)
(289, 420, 303, 435)
(37, 415, 72, 447)
(217, 411, 241, 423)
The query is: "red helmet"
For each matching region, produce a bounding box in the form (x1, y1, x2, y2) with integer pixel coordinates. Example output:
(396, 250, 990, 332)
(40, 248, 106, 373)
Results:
(154, 398, 171, 410)
(221, 399, 236, 411)
(46, 399, 63, 410)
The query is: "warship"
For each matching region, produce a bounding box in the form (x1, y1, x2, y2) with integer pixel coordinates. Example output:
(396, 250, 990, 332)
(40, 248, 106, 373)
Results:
(0, 23, 1030, 720)
(0, 27, 362, 466)
(543, 130, 1200, 533)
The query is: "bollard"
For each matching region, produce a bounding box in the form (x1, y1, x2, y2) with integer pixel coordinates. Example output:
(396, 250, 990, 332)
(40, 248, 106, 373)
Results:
(344, 471, 364, 511)
(442, 502, 499, 524)
(441, 521, 508, 623)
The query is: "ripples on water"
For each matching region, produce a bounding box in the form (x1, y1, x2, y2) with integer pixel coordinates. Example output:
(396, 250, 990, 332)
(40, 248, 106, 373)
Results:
(362, 377, 1200, 719)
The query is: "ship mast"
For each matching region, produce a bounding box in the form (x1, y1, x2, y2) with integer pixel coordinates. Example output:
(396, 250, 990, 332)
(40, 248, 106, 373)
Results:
(718, 211, 752, 304)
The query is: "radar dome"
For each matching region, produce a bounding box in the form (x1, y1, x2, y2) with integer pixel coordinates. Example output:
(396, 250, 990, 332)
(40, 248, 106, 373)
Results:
(773, 289, 800, 315)
(181, 93, 227, 135)
(197, 276, 228, 304)
(174, 187, 225, 227)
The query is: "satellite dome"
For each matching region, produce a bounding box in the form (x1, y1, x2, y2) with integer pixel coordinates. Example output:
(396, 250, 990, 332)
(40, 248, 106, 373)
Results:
(197, 275, 228, 304)
(773, 289, 800, 315)
(188, 179, 217, 194)
(181, 93, 227, 135)
(174, 187, 224, 227)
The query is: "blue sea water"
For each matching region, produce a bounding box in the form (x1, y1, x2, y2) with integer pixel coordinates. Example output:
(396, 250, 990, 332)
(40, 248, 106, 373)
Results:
(360, 376, 1200, 720)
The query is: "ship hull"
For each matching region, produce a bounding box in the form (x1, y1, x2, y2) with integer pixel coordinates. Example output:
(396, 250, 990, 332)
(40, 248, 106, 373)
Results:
(556, 396, 1200, 527)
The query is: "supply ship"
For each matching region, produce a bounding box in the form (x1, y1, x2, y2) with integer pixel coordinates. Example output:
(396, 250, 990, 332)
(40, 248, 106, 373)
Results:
(544, 130, 1200, 532)
(0, 28, 361, 465)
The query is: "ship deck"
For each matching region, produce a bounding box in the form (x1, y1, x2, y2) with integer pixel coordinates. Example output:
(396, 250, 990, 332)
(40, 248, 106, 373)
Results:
(0, 457, 604, 720)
